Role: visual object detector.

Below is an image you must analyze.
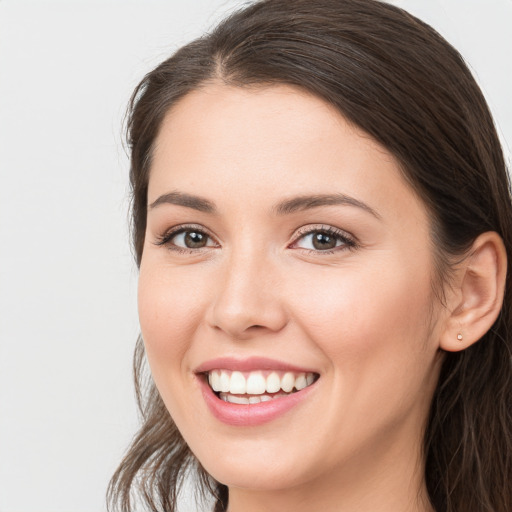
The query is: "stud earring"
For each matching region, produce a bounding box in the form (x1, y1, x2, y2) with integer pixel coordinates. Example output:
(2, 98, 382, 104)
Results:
(457, 333, 463, 341)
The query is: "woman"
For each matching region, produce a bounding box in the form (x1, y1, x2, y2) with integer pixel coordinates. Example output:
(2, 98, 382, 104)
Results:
(108, 1, 512, 511)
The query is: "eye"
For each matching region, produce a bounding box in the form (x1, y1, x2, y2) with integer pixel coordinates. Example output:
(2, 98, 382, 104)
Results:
(291, 226, 356, 253)
(172, 230, 213, 249)
(154, 225, 218, 252)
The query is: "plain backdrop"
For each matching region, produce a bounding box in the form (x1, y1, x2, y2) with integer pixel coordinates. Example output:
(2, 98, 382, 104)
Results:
(0, 1, 510, 511)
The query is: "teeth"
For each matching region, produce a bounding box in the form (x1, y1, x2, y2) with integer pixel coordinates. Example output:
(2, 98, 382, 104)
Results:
(208, 369, 317, 395)
(281, 372, 295, 392)
(246, 372, 266, 394)
(220, 392, 288, 404)
(219, 370, 230, 392)
(295, 373, 308, 390)
(208, 370, 220, 391)
(223, 394, 250, 404)
(230, 371, 246, 394)
(266, 372, 281, 393)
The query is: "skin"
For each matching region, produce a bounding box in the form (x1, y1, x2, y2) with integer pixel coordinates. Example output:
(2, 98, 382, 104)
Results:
(138, 83, 453, 512)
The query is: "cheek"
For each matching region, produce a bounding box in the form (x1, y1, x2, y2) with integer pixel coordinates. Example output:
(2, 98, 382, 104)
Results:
(305, 264, 427, 323)
(287, 258, 439, 449)
(137, 262, 207, 370)
(288, 256, 436, 376)
(137, 261, 215, 431)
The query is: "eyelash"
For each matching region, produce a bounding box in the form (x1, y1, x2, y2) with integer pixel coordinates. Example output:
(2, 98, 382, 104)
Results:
(291, 225, 357, 254)
(154, 224, 357, 255)
(154, 224, 217, 255)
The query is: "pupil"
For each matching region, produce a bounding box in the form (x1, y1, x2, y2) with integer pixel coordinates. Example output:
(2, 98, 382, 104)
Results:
(313, 232, 336, 250)
(185, 231, 207, 248)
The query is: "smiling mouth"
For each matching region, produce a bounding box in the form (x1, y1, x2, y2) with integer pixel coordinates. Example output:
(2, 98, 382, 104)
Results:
(205, 369, 319, 404)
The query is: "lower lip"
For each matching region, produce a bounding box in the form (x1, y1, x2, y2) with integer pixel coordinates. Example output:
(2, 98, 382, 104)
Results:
(198, 376, 317, 427)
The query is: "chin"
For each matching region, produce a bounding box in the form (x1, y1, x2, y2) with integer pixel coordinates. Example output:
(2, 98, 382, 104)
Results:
(205, 460, 305, 492)
(188, 435, 320, 492)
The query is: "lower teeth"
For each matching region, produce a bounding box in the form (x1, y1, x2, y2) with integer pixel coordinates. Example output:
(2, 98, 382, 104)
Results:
(219, 392, 292, 404)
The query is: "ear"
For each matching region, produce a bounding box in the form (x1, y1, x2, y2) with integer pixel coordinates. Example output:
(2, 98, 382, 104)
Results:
(439, 231, 507, 352)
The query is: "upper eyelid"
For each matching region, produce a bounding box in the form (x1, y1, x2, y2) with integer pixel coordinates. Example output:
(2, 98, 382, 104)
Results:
(291, 224, 356, 241)
(166, 223, 212, 235)
(155, 223, 219, 246)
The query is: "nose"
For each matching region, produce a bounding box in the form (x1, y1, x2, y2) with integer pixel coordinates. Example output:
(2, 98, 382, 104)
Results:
(206, 250, 288, 340)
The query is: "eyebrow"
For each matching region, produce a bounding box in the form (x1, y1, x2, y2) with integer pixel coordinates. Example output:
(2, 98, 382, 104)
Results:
(272, 193, 381, 219)
(149, 190, 380, 219)
(149, 191, 217, 213)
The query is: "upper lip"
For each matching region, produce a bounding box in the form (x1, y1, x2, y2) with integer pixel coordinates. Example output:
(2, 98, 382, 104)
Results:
(194, 356, 318, 374)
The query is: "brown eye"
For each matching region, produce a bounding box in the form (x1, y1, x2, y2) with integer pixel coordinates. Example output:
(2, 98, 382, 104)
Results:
(183, 231, 208, 248)
(292, 227, 356, 253)
(156, 227, 217, 251)
(311, 232, 337, 250)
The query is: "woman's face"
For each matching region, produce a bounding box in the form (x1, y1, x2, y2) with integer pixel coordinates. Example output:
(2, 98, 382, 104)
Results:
(139, 84, 445, 494)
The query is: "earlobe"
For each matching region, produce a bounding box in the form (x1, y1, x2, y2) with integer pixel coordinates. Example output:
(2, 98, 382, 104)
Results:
(439, 231, 507, 352)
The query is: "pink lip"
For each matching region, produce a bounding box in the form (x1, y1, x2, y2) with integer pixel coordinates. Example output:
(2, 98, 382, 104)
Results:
(196, 359, 319, 427)
(194, 356, 316, 374)
(199, 378, 317, 426)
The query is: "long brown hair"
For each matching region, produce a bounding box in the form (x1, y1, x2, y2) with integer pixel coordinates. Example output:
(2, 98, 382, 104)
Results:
(107, 1, 512, 511)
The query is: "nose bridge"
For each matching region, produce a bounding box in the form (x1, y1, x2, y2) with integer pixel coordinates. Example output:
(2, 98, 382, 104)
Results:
(209, 243, 287, 338)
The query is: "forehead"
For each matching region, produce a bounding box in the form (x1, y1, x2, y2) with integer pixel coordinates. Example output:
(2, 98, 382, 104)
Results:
(149, 83, 427, 228)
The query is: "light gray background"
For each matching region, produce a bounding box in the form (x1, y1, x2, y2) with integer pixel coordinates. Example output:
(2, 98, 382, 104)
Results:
(0, 1, 510, 511)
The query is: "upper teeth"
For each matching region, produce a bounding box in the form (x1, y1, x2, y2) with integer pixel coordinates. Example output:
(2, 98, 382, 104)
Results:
(207, 370, 316, 395)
